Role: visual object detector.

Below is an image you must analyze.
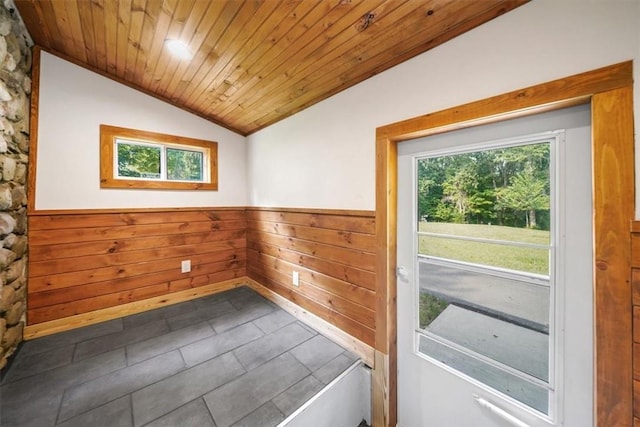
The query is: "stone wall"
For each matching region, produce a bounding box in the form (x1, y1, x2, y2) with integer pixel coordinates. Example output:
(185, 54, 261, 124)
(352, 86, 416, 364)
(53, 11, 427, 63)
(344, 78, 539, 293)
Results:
(0, 0, 31, 371)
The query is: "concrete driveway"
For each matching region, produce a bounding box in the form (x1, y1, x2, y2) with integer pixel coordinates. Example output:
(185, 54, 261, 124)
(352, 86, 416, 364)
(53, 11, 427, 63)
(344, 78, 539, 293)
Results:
(419, 259, 549, 333)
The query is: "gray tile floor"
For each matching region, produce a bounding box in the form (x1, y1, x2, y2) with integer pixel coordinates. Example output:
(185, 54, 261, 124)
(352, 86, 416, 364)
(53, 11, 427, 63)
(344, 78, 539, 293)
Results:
(0, 286, 359, 427)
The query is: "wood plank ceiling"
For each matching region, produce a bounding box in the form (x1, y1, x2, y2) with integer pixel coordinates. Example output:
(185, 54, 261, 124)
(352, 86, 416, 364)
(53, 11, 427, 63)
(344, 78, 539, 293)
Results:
(14, 0, 527, 136)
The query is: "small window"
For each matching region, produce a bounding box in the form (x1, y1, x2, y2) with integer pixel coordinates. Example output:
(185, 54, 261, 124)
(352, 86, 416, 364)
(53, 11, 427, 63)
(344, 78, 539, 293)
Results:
(100, 125, 218, 190)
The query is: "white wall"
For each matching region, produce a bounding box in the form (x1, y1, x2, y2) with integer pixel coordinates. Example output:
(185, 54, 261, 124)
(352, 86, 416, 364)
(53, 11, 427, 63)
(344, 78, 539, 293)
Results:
(35, 52, 247, 210)
(247, 0, 640, 212)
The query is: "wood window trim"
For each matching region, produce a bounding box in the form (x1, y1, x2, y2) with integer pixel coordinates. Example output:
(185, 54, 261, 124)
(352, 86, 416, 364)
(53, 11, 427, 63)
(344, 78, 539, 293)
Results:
(99, 124, 218, 191)
(373, 61, 634, 427)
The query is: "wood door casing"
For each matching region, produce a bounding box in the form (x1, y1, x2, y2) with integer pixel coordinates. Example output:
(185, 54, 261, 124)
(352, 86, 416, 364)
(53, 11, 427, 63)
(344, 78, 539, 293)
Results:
(375, 61, 634, 427)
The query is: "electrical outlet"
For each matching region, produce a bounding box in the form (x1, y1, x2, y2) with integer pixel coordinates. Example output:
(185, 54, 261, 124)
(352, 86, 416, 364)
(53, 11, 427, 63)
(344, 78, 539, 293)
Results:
(181, 260, 191, 273)
(292, 271, 299, 286)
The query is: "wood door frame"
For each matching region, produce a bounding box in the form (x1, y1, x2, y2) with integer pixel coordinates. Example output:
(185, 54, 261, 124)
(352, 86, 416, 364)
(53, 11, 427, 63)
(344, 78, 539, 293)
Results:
(373, 61, 635, 427)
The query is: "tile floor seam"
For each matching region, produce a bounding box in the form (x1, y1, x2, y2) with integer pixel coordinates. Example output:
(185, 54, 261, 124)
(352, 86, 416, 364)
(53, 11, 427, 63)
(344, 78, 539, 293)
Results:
(124, 342, 131, 366)
(287, 335, 319, 369)
(138, 396, 205, 427)
(70, 341, 81, 364)
(57, 350, 188, 423)
(60, 319, 126, 348)
(2, 344, 77, 385)
(132, 352, 247, 426)
(232, 322, 315, 371)
(58, 391, 132, 425)
(175, 348, 233, 371)
(177, 345, 188, 367)
(129, 393, 135, 427)
(56, 381, 71, 425)
(203, 397, 218, 427)
(73, 323, 170, 364)
(124, 322, 214, 366)
(234, 343, 286, 372)
(55, 378, 71, 426)
(203, 352, 312, 427)
(54, 352, 133, 398)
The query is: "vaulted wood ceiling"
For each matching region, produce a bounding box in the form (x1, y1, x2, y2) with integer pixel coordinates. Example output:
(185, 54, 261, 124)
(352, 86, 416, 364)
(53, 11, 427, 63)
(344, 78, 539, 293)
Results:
(15, 0, 527, 135)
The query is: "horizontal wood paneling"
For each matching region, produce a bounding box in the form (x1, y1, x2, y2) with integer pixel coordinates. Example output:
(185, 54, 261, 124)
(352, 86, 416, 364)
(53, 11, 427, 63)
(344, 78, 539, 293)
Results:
(632, 234, 640, 268)
(247, 210, 376, 233)
(29, 209, 244, 229)
(30, 231, 245, 261)
(29, 241, 245, 277)
(248, 252, 375, 327)
(634, 342, 640, 380)
(636, 380, 640, 420)
(28, 206, 377, 355)
(246, 208, 376, 347)
(247, 218, 376, 252)
(29, 248, 244, 292)
(29, 220, 246, 245)
(28, 208, 246, 324)
(631, 223, 640, 420)
(632, 269, 640, 306)
(634, 263, 640, 419)
(246, 238, 375, 292)
(247, 229, 376, 272)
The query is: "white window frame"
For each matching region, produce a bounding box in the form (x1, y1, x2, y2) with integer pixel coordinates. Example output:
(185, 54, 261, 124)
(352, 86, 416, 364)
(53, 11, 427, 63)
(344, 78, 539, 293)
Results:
(114, 138, 208, 183)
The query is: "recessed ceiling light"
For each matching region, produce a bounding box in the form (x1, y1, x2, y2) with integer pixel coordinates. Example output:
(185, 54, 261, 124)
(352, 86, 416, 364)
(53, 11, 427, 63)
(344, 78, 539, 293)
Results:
(165, 39, 193, 60)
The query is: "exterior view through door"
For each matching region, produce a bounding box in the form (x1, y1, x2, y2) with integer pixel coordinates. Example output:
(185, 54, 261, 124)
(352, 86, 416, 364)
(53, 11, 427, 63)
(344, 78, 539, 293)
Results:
(396, 105, 593, 427)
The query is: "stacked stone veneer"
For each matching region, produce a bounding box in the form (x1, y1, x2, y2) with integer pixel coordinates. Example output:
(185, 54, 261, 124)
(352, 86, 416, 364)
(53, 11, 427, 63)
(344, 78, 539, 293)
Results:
(0, 0, 31, 371)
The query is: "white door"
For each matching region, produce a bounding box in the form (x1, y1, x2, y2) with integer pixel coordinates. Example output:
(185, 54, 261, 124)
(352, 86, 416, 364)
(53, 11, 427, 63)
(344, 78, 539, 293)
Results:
(397, 104, 593, 427)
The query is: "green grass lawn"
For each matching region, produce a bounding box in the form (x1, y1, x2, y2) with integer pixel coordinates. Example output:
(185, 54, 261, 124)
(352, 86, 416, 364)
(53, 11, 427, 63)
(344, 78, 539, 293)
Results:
(418, 222, 550, 275)
(419, 293, 450, 329)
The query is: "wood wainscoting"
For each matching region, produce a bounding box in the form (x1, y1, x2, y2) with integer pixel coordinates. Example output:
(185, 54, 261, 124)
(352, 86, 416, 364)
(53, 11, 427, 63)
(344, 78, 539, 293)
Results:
(25, 205, 378, 355)
(246, 207, 377, 348)
(27, 208, 247, 327)
(631, 221, 640, 425)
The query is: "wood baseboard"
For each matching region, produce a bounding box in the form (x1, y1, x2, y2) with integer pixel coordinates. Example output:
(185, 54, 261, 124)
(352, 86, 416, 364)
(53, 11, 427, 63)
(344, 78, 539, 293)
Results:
(23, 278, 246, 339)
(246, 277, 375, 367)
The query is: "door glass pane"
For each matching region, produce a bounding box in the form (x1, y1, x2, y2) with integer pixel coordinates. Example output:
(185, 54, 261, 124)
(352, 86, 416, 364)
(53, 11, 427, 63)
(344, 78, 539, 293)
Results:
(419, 234, 549, 275)
(418, 334, 549, 414)
(419, 261, 550, 334)
(416, 139, 554, 415)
